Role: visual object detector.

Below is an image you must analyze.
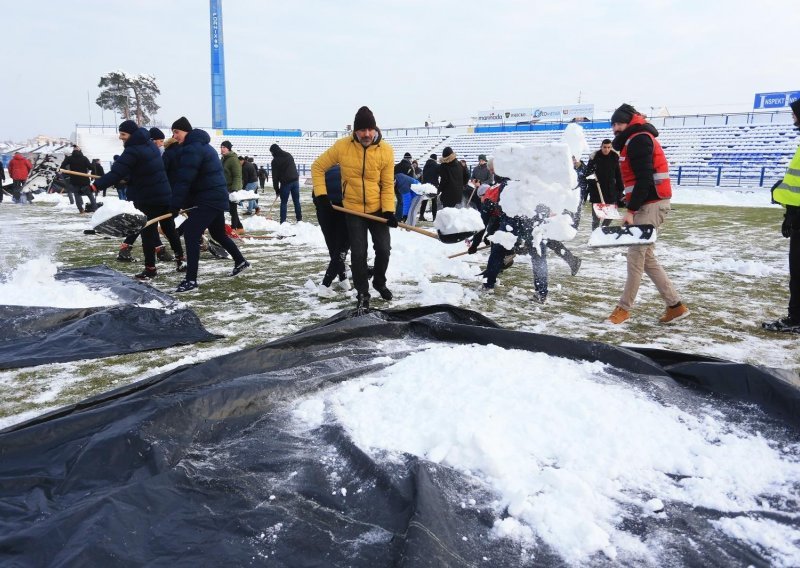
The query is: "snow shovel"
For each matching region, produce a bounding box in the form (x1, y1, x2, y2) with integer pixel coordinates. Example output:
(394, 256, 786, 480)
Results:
(264, 194, 279, 219)
(448, 245, 490, 259)
(588, 175, 621, 220)
(588, 224, 657, 247)
(332, 205, 440, 240)
(93, 208, 194, 239)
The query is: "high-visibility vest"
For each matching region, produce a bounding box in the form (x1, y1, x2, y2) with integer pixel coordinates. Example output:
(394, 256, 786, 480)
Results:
(773, 145, 800, 207)
(619, 131, 672, 204)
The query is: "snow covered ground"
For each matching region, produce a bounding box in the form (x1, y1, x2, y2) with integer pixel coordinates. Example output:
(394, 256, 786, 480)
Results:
(0, 185, 798, 565)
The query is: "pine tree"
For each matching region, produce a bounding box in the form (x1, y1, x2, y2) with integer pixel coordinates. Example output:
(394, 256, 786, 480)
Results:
(95, 71, 161, 125)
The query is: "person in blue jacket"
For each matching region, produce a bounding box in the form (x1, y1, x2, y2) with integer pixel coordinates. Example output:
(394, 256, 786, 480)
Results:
(91, 120, 184, 280)
(168, 117, 249, 293)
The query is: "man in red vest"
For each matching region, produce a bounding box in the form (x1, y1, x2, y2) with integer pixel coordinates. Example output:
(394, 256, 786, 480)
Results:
(606, 104, 689, 325)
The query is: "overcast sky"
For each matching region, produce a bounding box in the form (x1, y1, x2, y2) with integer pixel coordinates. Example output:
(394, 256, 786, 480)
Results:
(2, 0, 796, 141)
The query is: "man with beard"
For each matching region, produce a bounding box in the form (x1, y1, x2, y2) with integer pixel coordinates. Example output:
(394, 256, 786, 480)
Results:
(311, 106, 395, 312)
(606, 104, 688, 325)
(586, 139, 624, 230)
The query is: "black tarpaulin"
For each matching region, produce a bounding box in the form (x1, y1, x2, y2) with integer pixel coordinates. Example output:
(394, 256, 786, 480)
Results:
(0, 305, 797, 567)
(0, 265, 220, 369)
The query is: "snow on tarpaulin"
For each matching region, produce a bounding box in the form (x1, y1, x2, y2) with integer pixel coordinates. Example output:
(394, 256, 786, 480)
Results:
(0, 264, 220, 369)
(0, 306, 798, 567)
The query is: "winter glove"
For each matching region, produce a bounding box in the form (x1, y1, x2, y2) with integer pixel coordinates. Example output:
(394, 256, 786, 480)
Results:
(467, 242, 479, 254)
(315, 194, 331, 209)
(784, 206, 800, 237)
(382, 212, 399, 228)
(782, 217, 792, 238)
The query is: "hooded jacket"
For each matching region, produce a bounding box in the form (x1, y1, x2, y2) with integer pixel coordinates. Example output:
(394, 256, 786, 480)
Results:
(612, 115, 671, 211)
(7, 154, 32, 181)
(60, 151, 92, 187)
(170, 129, 230, 211)
(438, 155, 468, 208)
(270, 145, 299, 191)
(241, 160, 258, 186)
(221, 150, 242, 193)
(311, 132, 395, 214)
(93, 128, 171, 206)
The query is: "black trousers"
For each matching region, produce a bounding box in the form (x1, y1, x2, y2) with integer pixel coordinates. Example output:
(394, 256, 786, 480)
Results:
(128, 203, 184, 267)
(314, 199, 350, 285)
(181, 205, 246, 282)
(344, 213, 390, 296)
(790, 229, 800, 320)
(228, 200, 243, 230)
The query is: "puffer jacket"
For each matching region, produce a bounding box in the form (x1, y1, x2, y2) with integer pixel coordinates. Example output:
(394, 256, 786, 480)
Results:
(7, 154, 32, 181)
(170, 129, 230, 211)
(60, 150, 92, 187)
(311, 132, 395, 214)
(93, 127, 171, 206)
(221, 151, 242, 193)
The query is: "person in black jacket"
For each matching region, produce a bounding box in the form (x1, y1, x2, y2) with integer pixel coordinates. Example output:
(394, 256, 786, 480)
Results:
(61, 147, 96, 213)
(270, 143, 301, 223)
(586, 139, 624, 229)
(91, 120, 184, 279)
(419, 153, 439, 221)
(169, 116, 249, 292)
(258, 166, 268, 189)
(240, 155, 259, 214)
(90, 159, 106, 196)
(314, 165, 351, 294)
(437, 147, 468, 208)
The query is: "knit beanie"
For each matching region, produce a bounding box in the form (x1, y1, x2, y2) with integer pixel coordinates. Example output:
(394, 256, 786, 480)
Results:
(442, 147, 454, 158)
(403, 152, 412, 160)
(221, 140, 233, 151)
(610, 104, 637, 124)
(430, 153, 437, 160)
(118, 120, 138, 135)
(478, 154, 487, 161)
(149, 127, 165, 141)
(171, 116, 193, 132)
(353, 106, 377, 131)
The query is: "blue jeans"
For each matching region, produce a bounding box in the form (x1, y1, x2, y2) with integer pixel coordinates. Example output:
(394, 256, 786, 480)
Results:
(244, 181, 259, 213)
(279, 180, 301, 223)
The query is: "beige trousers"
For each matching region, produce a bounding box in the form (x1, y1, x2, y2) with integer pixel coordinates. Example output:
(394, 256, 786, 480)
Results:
(618, 200, 681, 311)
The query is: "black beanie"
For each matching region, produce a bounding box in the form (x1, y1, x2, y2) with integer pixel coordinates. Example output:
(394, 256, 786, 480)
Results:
(171, 116, 192, 132)
(353, 106, 377, 131)
(610, 103, 637, 124)
(790, 99, 800, 118)
(221, 140, 233, 151)
(430, 153, 437, 160)
(442, 147, 454, 158)
(118, 120, 138, 135)
(403, 152, 412, 160)
(149, 127, 165, 141)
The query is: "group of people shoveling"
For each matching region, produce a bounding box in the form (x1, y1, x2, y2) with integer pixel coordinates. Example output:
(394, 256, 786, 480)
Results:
(308, 104, 690, 324)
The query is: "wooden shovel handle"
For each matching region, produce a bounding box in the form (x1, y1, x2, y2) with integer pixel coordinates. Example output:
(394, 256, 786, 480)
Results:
(143, 213, 173, 228)
(448, 244, 490, 259)
(58, 168, 100, 179)
(331, 205, 439, 240)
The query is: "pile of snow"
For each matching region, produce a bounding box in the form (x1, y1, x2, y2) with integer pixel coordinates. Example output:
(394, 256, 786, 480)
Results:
(561, 122, 590, 158)
(229, 189, 259, 202)
(411, 183, 438, 196)
(494, 143, 579, 218)
(0, 258, 119, 307)
(30, 192, 63, 204)
(433, 207, 484, 234)
(242, 215, 281, 232)
(90, 199, 143, 226)
(294, 343, 800, 565)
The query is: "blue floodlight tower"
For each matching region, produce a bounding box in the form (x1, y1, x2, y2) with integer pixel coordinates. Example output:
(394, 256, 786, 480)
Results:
(209, 0, 228, 129)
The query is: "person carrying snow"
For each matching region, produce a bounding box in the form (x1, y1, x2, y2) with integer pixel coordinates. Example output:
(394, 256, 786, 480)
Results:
(90, 120, 184, 280)
(168, 117, 250, 293)
(763, 99, 800, 333)
(586, 139, 624, 230)
(606, 103, 688, 325)
(220, 140, 245, 234)
(311, 106, 396, 313)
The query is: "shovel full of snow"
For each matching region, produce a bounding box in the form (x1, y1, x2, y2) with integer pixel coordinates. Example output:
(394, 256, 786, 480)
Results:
(588, 223, 657, 247)
(92, 208, 195, 238)
(330, 205, 470, 241)
(586, 174, 621, 221)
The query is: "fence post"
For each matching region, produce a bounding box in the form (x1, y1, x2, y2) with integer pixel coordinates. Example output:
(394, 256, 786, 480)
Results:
(677, 166, 682, 185)
(759, 167, 766, 187)
(716, 166, 722, 186)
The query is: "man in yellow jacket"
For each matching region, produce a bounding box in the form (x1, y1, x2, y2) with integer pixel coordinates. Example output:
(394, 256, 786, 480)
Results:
(764, 98, 800, 333)
(311, 106, 396, 312)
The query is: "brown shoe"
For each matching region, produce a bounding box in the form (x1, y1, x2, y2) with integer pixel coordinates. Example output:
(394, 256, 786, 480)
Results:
(235, 228, 246, 235)
(607, 306, 630, 324)
(659, 303, 689, 324)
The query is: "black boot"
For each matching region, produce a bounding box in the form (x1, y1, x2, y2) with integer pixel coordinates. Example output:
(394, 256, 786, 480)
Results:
(355, 293, 370, 314)
(372, 283, 393, 301)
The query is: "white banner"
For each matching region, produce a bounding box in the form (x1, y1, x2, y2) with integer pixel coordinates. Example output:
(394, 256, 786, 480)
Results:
(476, 104, 594, 124)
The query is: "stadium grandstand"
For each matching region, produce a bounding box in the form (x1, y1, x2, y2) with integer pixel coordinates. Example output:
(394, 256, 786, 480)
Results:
(12, 108, 798, 189)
